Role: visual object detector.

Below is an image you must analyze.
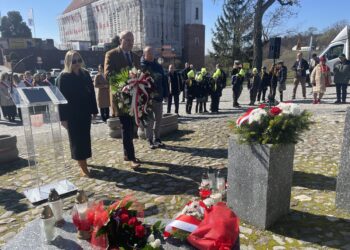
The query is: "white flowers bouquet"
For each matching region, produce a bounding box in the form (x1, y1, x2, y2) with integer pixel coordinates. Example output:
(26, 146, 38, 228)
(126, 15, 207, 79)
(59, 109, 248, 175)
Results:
(230, 103, 312, 144)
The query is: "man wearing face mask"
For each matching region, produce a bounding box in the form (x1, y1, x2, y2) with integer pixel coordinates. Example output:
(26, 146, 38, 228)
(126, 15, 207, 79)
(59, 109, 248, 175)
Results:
(104, 31, 141, 169)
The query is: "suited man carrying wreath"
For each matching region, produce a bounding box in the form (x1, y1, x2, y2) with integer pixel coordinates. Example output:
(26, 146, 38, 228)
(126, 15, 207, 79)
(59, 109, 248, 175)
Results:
(104, 31, 141, 169)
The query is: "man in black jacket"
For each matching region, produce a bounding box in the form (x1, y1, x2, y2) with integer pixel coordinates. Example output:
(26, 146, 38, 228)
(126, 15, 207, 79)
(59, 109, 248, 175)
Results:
(167, 64, 181, 114)
(181, 62, 191, 102)
(141, 46, 169, 149)
(292, 52, 309, 99)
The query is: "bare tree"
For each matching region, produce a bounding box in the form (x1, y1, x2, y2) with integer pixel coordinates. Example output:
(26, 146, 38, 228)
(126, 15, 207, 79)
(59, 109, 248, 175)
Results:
(212, 0, 298, 68)
(252, 0, 297, 69)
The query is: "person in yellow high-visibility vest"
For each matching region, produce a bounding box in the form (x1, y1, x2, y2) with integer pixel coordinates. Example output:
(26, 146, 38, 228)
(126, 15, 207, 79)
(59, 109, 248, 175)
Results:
(210, 64, 227, 113)
(185, 69, 196, 114)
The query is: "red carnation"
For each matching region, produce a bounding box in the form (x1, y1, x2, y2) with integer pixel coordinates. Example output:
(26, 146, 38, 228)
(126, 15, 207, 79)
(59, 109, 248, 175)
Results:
(135, 224, 145, 238)
(270, 107, 282, 116)
(199, 189, 212, 200)
(128, 217, 139, 227)
(120, 213, 129, 224)
(259, 104, 267, 109)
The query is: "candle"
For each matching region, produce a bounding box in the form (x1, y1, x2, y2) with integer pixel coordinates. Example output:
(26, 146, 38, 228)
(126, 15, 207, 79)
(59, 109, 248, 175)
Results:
(41, 205, 56, 243)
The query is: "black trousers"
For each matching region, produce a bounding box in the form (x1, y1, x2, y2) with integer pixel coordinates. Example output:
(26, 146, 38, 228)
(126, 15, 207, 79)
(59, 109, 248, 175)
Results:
(100, 107, 110, 122)
(271, 83, 277, 100)
(211, 95, 220, 112)
(167, 94, 179, 113)
(232, 85, 243, 106)
(249, 89, 258, 104)
(186, 98, 194, 114)
(336, 84, 348, 102)
(257, 89, 267, 102)
(119, 116, 135, 161)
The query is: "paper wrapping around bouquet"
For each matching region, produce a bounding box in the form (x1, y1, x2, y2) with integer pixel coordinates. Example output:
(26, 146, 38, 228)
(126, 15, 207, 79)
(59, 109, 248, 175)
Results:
(187, 202, 240, 250)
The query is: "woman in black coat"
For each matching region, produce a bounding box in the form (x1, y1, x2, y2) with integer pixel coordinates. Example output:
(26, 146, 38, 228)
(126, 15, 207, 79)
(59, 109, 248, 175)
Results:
(57, 50, 98, 177)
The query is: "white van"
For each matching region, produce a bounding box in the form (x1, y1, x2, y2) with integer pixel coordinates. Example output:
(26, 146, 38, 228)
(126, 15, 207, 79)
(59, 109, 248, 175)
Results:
(319, 26, 349, 74)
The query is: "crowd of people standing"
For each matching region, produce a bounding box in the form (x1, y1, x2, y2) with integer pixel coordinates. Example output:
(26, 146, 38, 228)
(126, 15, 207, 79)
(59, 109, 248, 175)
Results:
(1, 29, 350, 178)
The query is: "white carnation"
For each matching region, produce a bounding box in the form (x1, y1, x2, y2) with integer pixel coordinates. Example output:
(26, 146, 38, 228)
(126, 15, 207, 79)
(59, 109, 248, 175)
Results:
(290, 103, 301, 115)
(150, 239, 161, 248)
(147, 234, 155, 243)
(277, 103, 301, 115)
(248, 108, 267, 124)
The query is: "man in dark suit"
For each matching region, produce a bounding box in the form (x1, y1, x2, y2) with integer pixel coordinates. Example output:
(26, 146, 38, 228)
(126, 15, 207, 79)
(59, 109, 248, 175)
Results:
(104, 31, 141, 168)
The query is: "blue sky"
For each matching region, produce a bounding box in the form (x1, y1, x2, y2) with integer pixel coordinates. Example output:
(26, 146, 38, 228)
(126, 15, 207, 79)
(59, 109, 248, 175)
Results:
(0, 0, 350, 53)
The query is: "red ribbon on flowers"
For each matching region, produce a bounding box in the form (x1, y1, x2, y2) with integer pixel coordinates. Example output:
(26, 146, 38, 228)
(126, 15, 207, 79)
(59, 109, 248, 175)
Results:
(236, 108, 254, 126)
(187, 202, 240, 250)
(122, 73, 153, 126)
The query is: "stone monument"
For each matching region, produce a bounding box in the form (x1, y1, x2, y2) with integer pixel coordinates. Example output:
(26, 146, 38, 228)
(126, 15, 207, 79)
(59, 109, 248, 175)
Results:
(336, 107, 350, 212)
(227, 137, 295, 229)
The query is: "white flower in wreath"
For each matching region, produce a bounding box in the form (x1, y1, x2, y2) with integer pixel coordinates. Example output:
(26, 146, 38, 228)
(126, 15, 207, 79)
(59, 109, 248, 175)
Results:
(248, 108, 267, 124)
(290, 103, 301, 115)
(147, 234, 155, 243)
(118, 102, 123, 109)
(277, 103, 301, 115)
(150, 239, 161, 248)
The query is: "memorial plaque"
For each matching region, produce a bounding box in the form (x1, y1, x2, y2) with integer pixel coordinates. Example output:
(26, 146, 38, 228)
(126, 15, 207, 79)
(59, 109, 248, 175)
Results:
(22, 88, 51, 103)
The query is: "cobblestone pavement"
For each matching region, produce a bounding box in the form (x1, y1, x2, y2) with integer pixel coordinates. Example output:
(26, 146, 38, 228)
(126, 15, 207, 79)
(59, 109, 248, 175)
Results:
(0, 85, 350, 249)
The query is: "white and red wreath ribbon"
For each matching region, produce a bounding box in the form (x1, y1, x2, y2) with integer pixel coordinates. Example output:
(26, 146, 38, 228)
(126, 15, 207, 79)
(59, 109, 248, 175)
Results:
(164, 201, 207, 238)
(122, 73, 153, 126)
(236, 108, 254, 126)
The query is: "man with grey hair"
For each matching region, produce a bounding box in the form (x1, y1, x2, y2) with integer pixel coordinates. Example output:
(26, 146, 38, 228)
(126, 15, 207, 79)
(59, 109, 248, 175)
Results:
(141, 46, 168, 149)
(104, 30, 141, 168)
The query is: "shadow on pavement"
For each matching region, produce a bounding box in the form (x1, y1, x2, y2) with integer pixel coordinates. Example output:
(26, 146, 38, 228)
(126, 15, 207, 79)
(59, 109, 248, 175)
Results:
(0, 157, 33, 176)
(165, 145, 227, 159)
(89, 164, 199, 196)
(0, 120, 22, 127)
(0, 188, 29, 213)
(161, 129, 195, 142)
(270, 209, 350, 249)
(292, 171, 336, 192)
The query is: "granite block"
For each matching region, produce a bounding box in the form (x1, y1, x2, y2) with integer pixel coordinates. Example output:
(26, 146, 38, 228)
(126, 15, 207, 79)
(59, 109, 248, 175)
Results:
(227, 137, 295, 229)
(336, 107, 350, 212)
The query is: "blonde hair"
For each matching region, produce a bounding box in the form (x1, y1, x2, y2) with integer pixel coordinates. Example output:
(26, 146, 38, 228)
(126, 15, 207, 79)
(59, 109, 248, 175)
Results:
(63, 50, 85, 73)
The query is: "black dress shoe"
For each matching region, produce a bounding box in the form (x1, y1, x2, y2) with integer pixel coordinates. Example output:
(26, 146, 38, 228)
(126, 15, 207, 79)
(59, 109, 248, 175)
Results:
(155, 139, 165, 147)
(149, 140, 157, 149)
(334, 100, 341, 104)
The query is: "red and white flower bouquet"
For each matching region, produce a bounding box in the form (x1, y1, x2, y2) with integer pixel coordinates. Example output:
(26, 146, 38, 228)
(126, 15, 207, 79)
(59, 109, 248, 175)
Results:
(231, 103, 312, 144)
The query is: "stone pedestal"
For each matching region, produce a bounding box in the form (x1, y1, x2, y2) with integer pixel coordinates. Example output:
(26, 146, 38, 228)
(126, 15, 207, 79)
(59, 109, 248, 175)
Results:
(227, 137, 295, 229)
(0, 135, 19, 164)
(107, 114, 178, 139)
(336, 107, 350, 212)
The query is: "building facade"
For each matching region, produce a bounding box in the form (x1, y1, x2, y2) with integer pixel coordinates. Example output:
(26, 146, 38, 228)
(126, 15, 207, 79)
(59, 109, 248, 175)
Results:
(57, 0, 205, 67)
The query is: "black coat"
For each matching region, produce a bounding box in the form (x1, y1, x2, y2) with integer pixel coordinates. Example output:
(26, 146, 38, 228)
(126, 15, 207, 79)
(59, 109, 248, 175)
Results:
(260, 71, 270, 90)
(168, 71, 181, 96)
(292, 59, 309, 77)
(185, 79, 196, 99)
(181, 67, 191, 91)
(57, 69, 98, 160)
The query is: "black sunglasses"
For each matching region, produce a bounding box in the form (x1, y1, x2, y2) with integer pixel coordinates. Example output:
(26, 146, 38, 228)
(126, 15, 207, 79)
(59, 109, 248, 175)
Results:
(72, 58, 82, 64)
